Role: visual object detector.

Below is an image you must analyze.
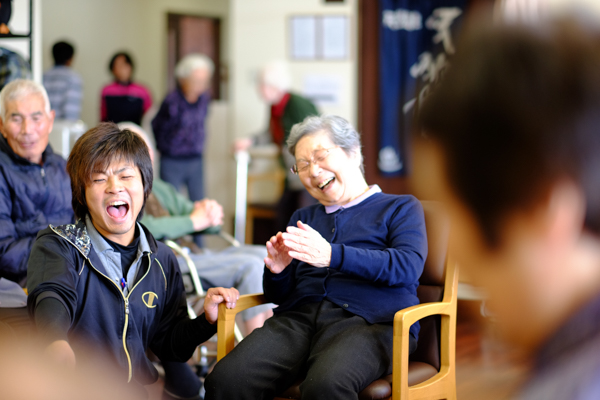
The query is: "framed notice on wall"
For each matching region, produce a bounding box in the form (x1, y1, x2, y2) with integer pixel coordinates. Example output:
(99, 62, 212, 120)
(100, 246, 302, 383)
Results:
(289, 15, 349, 60)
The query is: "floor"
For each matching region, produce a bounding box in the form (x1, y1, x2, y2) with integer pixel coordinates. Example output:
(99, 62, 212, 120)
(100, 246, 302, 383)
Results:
(455, 306, 530, 399)
(148, 300, 530, 399)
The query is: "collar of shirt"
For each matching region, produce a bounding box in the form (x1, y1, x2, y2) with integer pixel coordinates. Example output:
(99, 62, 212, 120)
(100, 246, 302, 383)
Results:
(271, 92, 291, 118)
(86, 215, 151, 296)
(324, 184, 382, 214)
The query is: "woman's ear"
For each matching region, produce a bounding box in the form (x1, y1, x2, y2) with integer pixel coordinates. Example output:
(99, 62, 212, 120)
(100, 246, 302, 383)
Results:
(350, 149, 362, 168)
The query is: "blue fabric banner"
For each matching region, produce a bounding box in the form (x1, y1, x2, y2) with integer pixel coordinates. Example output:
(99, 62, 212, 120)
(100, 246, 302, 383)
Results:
(378, 0, 466, 176)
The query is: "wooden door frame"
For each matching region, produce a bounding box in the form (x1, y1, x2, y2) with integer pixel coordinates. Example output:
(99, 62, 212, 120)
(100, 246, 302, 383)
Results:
(167, 13, 221, 100)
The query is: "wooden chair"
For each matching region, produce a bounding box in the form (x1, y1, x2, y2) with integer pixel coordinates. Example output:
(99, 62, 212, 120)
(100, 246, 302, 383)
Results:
(217, 200, 458, 400)
(245, 167, 286, 244)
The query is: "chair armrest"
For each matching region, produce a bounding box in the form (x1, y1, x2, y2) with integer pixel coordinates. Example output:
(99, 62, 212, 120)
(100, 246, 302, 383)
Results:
(217, 293, 268, 360)
(393, 301, 454, 333)
(219, 293, 267, 320)
(390, 259, 459, 400)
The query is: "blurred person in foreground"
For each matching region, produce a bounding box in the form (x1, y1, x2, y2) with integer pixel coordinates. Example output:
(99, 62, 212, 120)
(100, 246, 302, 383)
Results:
(43, 41, 83, 120)
(152, 53, 213, 202)
(205, 115, 427, 400)
(235, 61, 319, 232)
(100, 52, 152, 125)
(414, 18, 600, 399)
(26, 123, 238, 396)
(0, 330, 144, 400)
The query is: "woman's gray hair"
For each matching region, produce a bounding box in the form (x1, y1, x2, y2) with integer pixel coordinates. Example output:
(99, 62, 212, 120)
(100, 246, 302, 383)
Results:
(175, 53, 214, 80)
(0, 79, 51, 120)
(287, 115, 364, 174)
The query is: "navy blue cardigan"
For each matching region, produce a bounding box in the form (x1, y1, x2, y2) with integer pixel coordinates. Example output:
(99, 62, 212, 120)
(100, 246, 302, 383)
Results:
(264, 193, 427, 339)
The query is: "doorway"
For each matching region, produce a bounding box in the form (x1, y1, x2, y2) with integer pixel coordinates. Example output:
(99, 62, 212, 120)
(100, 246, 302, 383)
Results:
(167, 13, 221, 99)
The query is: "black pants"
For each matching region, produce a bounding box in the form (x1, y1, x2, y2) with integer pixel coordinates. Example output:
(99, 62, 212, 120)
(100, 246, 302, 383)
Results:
(204, 300, 417, 400)
(160, 155, 204, 202)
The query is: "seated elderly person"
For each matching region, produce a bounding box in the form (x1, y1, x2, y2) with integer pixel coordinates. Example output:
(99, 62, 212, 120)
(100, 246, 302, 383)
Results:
(204, 115, 427, 400)
(0, 79, 72, 335)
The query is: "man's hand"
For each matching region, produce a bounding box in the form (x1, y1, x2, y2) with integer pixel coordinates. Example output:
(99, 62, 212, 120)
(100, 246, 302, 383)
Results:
(204, 287, 239, 324)
(282, 221, 331, 268)
(233, 138, 253, 153)
(190, 199, 223, 231)
(44, 340, 76, 367)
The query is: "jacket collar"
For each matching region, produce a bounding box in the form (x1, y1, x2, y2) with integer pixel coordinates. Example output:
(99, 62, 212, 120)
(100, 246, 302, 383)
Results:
(50, 218, 159, 259)
(0, 134, 55, 166)
(85, 216, 152, 256)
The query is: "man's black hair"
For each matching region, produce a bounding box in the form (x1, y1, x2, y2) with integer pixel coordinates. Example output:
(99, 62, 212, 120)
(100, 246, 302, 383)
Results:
(52, 41, 75, 66)
(416, 19, 600, 247)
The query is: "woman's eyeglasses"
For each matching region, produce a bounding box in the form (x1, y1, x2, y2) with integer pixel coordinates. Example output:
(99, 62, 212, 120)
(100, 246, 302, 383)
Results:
(291, 147, 337, 175)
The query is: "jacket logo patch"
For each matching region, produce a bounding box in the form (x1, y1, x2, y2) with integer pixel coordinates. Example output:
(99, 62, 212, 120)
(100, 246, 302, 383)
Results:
(142, 292, 158, 308)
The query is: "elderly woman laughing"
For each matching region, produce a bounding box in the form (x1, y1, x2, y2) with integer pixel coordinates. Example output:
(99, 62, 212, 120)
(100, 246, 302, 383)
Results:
(205, 115, 428, 400)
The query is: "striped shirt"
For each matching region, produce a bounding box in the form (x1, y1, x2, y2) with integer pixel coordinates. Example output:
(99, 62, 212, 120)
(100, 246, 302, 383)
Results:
(43, 66, 83, 120)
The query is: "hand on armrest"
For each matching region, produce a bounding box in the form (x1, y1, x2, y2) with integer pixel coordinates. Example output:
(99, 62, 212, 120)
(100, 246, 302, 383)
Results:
(204, 287, 240, 324)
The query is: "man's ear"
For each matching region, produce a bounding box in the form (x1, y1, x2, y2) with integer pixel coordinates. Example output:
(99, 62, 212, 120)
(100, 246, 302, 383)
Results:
(0, 117, 6, 139)
(540, 180, 586, 251)
(47, 109, 56, 133)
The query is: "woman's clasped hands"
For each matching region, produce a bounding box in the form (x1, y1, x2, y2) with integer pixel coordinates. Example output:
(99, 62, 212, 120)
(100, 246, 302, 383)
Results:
(264, 221, 332, 274)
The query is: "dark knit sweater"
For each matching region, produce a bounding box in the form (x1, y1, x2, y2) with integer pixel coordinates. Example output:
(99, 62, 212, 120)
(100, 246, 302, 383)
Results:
(264, 193, 427, 338)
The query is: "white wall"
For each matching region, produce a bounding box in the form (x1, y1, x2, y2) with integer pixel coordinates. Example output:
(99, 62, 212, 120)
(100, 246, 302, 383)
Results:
(41, 0, 359, 243)
(41, 0, 229, 128)
(229, 0, 358, 141)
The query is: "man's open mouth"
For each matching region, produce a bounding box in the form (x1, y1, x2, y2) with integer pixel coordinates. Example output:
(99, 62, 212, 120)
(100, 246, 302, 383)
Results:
(318, 177, 335, 190)
(106, 201, 129, 219)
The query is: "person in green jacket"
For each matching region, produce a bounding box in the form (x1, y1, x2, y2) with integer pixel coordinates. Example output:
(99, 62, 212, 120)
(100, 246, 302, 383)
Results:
(235, 61, 319, 232)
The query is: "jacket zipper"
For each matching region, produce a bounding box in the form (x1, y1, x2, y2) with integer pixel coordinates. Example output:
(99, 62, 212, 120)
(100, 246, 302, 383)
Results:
(86, 252, 154, 383)
(49, 226, 156, 384)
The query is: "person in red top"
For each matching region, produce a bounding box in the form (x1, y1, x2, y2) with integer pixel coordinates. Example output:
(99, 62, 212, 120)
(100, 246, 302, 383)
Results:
(100, 52, 152, 125)
(235, 61, 319, 232)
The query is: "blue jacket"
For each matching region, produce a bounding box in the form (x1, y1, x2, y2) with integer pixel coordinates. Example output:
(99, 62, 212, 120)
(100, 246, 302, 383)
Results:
(264, 193, 427, 338)
(26, 221, 213, 386)
(0, 136, 73, 284)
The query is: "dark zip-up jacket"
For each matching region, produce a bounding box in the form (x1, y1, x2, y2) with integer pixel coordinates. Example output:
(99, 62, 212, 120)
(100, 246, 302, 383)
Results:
(0, 136, 73, 285)
(26, 220, 216, 387)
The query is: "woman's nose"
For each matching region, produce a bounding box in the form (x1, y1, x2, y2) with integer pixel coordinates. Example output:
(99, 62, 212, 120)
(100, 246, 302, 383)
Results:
(308, 160, 322, 177)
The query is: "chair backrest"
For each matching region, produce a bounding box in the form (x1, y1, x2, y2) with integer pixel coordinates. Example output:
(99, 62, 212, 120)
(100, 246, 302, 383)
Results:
(410, 201, 450, 370)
